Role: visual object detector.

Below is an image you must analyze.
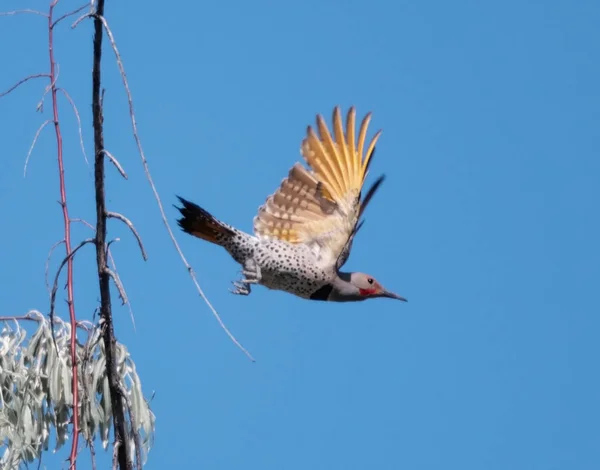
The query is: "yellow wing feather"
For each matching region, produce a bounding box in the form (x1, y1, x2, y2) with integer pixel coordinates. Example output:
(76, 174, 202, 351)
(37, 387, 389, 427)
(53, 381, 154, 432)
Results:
(303, 107, 378, 210)
(346, 108, 357, 183)
(254, 106, 381, 267)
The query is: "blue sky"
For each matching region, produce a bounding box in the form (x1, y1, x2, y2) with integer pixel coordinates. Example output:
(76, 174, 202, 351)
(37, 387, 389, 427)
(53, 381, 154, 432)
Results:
(1, 0, 599, 469)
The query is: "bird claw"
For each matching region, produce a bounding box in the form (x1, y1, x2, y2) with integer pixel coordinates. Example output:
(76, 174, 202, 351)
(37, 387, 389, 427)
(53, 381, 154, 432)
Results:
(230, 281, 251, 296)
(229, 260, 261, 296)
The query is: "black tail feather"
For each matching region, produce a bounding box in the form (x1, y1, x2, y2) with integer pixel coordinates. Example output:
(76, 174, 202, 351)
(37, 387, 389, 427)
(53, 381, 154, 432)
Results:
(175, 196, 234, 244)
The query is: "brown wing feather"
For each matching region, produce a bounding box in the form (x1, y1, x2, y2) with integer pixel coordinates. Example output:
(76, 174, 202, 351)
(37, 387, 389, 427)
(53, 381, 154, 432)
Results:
(254, 107, 382, 268)
(253, 163, 336, 243)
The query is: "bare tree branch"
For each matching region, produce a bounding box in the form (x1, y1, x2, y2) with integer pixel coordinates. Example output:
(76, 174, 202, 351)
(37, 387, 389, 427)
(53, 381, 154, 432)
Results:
(72, 218, 137, 330)
(45, 239, 66, 294)
(0, 310, 42, 324)
(92, 0, 132, 467)
(57, 87, 89, 166)
(106, 211, 147, 260)
(71, 12, 91, 29)
(105, 268, 128, 305)
(24, 119, 52, 176)
(0, 73, 50, 98)
(36, 62, 60, 113)
(101, 149, 128, 179)
(52, 2, 88, 29)
(49, 238, 95, 333)
(0, 9, 48, 18)
(0, 311, 93, 331)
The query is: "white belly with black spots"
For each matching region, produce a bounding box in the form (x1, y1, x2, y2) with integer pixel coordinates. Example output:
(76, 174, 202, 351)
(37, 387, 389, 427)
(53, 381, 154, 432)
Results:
(253, 240, 331, 298)
(222, 232, 332, 298)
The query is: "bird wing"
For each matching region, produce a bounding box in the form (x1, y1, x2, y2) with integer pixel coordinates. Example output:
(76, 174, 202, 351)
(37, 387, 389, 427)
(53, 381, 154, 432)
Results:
(253, 106, 382, 269)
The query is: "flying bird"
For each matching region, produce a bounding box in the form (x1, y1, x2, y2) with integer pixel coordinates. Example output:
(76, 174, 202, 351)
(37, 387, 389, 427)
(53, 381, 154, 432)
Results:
(176, 107, 406, 302)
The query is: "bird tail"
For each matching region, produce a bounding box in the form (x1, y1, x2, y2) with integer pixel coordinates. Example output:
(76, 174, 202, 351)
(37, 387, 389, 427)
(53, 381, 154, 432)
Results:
(176, 196, 235, 246)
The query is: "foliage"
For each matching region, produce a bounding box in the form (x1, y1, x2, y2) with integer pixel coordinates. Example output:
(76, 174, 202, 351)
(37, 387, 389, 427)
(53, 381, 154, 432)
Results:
(0, 311, 154, 469)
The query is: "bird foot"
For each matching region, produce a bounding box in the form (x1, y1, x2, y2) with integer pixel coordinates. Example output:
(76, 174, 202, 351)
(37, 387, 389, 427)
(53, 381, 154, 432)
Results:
(230, 281, 251, 296)
(229, 261, 261, 296)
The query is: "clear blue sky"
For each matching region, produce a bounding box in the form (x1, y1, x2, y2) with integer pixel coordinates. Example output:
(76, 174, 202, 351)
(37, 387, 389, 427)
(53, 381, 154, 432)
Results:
(1, 0, 599, 469)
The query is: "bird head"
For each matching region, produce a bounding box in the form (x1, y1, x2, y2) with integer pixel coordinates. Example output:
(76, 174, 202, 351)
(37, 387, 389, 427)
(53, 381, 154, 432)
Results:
(330, 272, 407, 302)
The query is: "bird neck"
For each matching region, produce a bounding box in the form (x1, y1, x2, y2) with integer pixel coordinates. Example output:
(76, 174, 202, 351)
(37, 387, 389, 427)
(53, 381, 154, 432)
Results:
(329, 272, 363, 302)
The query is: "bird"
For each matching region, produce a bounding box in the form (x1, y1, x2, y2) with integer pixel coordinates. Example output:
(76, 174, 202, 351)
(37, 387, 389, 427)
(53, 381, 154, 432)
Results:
(176, 106, 406, 303)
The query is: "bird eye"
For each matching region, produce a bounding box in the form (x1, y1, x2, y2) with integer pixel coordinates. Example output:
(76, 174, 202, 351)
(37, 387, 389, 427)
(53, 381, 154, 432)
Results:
(367, 278, 374, 284)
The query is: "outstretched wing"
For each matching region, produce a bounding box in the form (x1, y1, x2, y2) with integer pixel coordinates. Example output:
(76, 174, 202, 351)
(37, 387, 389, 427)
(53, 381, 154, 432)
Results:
(253, 106, 382, 269)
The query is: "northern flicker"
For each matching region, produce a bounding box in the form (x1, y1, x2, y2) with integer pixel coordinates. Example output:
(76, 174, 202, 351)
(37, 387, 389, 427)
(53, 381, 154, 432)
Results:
(176, 107, 406, 302)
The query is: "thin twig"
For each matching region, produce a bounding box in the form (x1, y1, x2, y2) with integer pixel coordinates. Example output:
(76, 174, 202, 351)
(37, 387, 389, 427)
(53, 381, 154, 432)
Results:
(71, 218, 137, 330)
(49, 238, 95, 342)
(71, 218, 95, 231)
(101, 150, 127, 179)
(0, 315, 44, 323)
(24, 119, 52, 177)
(106, 212, 147, 260)
(105, 268, 127, 305)
(0, 310, 44, 324)
(97, 13, 255, 361)
(108, 251, 136, 331)
(71, 12, 91, 29)
(0, 74, 50, 98)
(57, 87, 89, 166)
(36, 62, 60, 113)
(0, 311, 92, 331)
(0, 9, 48, 18)
(45, 239, 66, 294)
(52, 3, 88, 28)
(106, 237, 120, 253)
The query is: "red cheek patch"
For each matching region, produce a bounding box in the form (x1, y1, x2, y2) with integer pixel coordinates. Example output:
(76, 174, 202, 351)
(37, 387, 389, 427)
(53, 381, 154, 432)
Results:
(359, 288, 378, 296)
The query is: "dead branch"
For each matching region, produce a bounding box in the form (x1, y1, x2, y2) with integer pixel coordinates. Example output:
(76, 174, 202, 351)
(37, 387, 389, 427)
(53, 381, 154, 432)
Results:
(51, 2, 88, 29)
(101, 150, 128, 179)
(0, 309, 44, 324)
(106, 212, 147, 260)
(57, 87, 89, 166)
(108, 257, 136, 331)
(45, 239, 65, 294)
(36, 63, 60, 113)
(0, 311, 91, 331)
(92, 0, 132, 467)
(106, 237, 120, 252)
(49, 238, 95, 329)
(71, 11, 91, 29)
(105, 268, 128, 305)
(0, 73, 50, 98)
(23, 119, 51, 176)
(0, 9, 48, 18)
(95, 13, 255, 362)
(71, 218, 136, 330)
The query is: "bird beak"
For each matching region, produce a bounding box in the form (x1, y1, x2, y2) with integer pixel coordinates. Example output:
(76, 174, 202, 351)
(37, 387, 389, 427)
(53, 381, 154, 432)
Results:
(380, 289, 407, 301)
